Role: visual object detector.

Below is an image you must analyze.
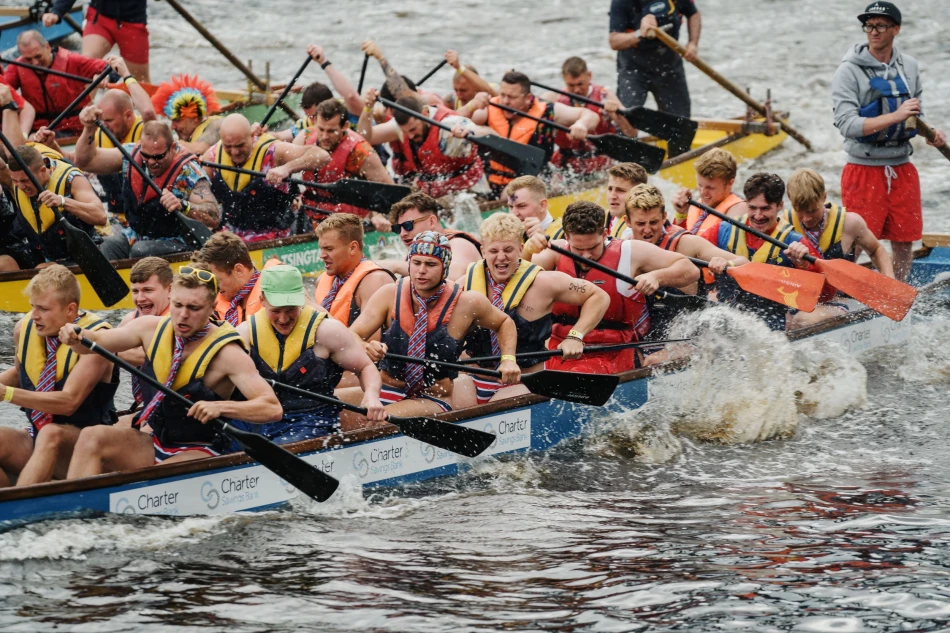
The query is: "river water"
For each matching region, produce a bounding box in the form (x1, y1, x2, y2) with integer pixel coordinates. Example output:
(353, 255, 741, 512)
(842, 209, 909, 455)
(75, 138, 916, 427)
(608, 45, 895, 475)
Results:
(2, 0, 950, 630)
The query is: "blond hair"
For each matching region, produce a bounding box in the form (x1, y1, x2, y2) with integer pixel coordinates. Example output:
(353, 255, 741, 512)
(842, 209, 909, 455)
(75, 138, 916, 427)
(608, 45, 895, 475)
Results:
(314, 212, 364, 248)
(504, 175, 546, 200)
(694, 148, 737, 182)
(787, 168, 826, 210)
(480, 212, 525, 244)
(624, 184, 666, 218)
(25, 263, 81, 306)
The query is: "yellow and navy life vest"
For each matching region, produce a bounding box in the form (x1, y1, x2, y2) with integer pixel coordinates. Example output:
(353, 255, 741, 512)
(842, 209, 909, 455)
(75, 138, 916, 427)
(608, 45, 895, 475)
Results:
(782, 203, 852, 261)
(17, 312, 118, 429)
(721, 215, 797, 267)
(95, 116, 144, 149)
(606, 214, 627, 239)
(27, 142, 66, 162)
(188, 115, 221, 143)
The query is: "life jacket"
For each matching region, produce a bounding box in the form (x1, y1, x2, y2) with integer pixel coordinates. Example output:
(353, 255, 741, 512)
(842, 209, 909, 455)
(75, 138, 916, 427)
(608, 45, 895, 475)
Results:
(443, 228, 482, 252)
(462, 259, 552, 369)
(248, 307, 343, 418)
(390, 105, 484, 198)
(95, 117, 144, 216)
(140, 317, 245, 447)
(16, 312, 118, 430)
(212, 258, 281, 326)
(544, 216, 565, 240)
(606, 214, 627, 239)
(186, 115, 221, 143)
(720, 215, 798, 266)
(12, 159, 96, 262)
(12, 48, 106, 132)
(549, 239, 649, 373)
(117, 145, 197, 239)
(378, 278, 462, 386)
(657, 225, 686, 251)
(551, 84, 616, 173)
(857, 67, 917, 145)
(27, 142, 66, 162)
(129, 303, 171, 404)
(486, 96, 556, 189)
(208, 134, 296, 232)
(313, 260, 395, 325)
(683, 193, 744, 235)
(782, 203, 853, 261)
(300, 128, 371, 217)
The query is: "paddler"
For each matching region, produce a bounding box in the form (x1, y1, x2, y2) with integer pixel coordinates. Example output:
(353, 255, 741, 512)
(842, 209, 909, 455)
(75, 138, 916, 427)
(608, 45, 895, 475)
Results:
(357, 90, 487, 198)
(456, 213, 609, 406)
(3, 30, 110, 135)
(201, 113, 330, 243)
(0, 144, 108, 267)
(61, 264, 283, 475)
(361, 40, 447, 108)
(833, 1, 945, 281)
(192, 231, 281, 327)
(341, 231, 520, 419)
(540, 56, 637, 174)
(443, 49, 498, 113)
(470, 71, 601, 197)
(604, 162, 649, 239)
(527, 201, 699, 373)
(380, 192, 482, 282)
(150, 74, 222, 155)
(0, 265, 118, 487)
(671, 148, 747, 235)
(75, 115, 220, 260)
(504, 176, 565, 253)
(294, 98, 393, 231)
(234, 265, 386, 440)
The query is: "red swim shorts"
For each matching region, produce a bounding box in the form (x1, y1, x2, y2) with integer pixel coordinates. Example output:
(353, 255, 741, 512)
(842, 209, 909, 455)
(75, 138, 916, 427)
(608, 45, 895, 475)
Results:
(841, 162, 922, 242)
(83, 6, 150, 65)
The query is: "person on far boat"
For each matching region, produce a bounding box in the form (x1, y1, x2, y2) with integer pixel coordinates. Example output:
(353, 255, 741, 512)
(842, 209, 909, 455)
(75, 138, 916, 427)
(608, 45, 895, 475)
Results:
(4, 30, 110, 136)
(671, 148, 747, 236)
(234, 265, 386, 440)
(0, 144, 107, 268)
(202, 113, 329, 243)
(604, 162, 649, 240)
(471, 71, 600, 198)
(151, 74, 223, 156)
(340, 231, 520, 422)
(75, 115, 220, 260)
(527, 201, 698, 373)
(442, 49, 498, 115)
(192, 231, 281, 327)
(784, 168, 894, 329)
(832, 1, 945, 281)
(43, 0, 151, 83)
(294, 98, 392, 232)
(378, 192, 482, 282)
(0, 265, 118, 487)
(454, 213, 609, 407)
(505, 176, 565, 261)
(608, 0, 701, 118)
(0, 80, 32, 142)
(61, 264, 283, 476)
(539, 56, 637, 175)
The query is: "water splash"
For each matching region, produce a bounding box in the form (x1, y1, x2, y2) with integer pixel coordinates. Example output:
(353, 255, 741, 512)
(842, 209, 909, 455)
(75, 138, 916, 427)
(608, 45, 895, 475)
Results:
(791, 344, 868, 419)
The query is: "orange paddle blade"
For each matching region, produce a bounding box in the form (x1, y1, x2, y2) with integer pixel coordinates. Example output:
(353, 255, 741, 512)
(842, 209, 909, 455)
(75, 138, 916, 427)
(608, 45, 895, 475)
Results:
(815, 259, 917, 321)
(727, 262, 824, 312)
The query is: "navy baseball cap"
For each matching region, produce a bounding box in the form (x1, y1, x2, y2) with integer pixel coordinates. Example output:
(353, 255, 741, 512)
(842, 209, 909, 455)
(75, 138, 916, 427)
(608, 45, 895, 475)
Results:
(858, 2, 902, 25)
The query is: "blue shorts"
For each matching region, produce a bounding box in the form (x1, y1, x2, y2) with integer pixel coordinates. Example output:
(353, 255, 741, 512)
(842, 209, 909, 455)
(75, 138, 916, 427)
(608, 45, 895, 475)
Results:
(380, 385, 452, 412)
(229, 412, 339, 451)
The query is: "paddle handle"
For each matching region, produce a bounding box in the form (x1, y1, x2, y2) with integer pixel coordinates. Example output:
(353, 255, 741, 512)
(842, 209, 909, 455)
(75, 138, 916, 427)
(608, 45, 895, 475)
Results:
(269, 379, 418, 427)
(200, 161, 330, 192)
(416, 59, 448, 87)
(49, 67, 113, 131)
(546, 241, 639, 286)
(260, 56, 311, 129)
(378, 97, 452, 133)
(686, 199, 817, 264)
(489, 101, 571, 133)
(1, 57, 93, 84)
(357, 54, 370, 95)
(917, 119, 950, 162)
(648, 27, 812, 151)
(96, 120, 163, 196)
(531, 80, 604, 109)
(384, 352, 502, 379)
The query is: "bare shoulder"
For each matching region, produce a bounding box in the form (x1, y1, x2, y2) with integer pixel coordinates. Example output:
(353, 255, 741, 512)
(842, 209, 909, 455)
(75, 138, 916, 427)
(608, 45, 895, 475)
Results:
(316, 314, 350, 340)
(118, 310, 136, 328)
(844, 209, 869, 234)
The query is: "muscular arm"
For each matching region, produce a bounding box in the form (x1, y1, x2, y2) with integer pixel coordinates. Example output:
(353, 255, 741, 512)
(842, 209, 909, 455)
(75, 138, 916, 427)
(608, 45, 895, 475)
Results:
(358, 115, 400, 146)
(447, 238, 481, 281)
(128, 81, 157, 123)
(63, 175, 107, 225)
(544, 272, 610, 337)
(677, 234, 749, 267)
(378, 57, 412, 101)
(320, 318, 382, 397)
(19, 102, 35, 136)
(8, 353, 111, 416)
(359, 151, 394, 184)
(686, 11, 702, 47)
(324, 66, 364, 116)
(212, 344, 282, 423)
(74, 126, 124, 174)
(526, 238, 562, 271)
(630, 241, 700, 287)
(356, 270, 396, 311)
(186, 178, 221, 229)
(603, 88, 638, 137)
(62, 315, 156, 356)
(275, 141, 329, 174)
(552, 102, 600, 130)
(349, 283, 394, 342)
(847, 213, 895, 278)
(117, 311, 147, 367)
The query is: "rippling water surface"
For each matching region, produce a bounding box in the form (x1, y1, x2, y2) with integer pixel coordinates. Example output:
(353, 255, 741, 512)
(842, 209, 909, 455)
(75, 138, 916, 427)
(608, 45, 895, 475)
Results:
(1, 0, 950, 630)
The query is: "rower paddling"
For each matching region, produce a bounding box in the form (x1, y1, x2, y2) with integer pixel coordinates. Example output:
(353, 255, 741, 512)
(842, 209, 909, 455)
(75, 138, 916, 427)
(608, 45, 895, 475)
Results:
(151, 75, 223, 155)
(506, 176, 565, 245)
(604, 162, 649, 239)
(671, 148, 748, 235)
(193, 232, 280, 327)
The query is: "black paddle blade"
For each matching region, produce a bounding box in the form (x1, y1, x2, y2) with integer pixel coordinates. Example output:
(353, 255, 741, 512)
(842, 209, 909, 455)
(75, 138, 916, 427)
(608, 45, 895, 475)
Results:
(621, 106, 698, 157)
(221, 423, 339, 503)
(60, 220, 129, 307)
(390, 415, 496, 458)
(175, 211, 213, 250)
(322, 180, 412, 214)
(589, 135, 666, 173)
(521, 370, 620, 406)
(474, 134, 547, 176)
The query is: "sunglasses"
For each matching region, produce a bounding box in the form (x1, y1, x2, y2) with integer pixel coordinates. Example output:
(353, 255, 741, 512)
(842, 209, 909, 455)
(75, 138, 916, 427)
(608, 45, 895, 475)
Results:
(179, 266, 219, 294)
(140, 147, 170, 161)
(391, 215, 431, 234)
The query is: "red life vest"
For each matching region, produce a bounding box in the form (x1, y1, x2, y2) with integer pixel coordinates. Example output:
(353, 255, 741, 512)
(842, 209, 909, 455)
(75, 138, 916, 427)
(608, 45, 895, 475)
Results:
(301, 129, 371, 218)
(552, 84, 615, 152)
(547, 239, 649, 374)
(120, 146, 198, 240)
(443, 228, 482, 251)
(12, 48, 108, 133)
(390, 105, 484, 198)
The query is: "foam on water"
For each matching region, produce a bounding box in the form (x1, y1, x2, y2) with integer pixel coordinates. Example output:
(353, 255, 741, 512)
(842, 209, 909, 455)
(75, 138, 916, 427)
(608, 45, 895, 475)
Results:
(790, 345, 868, 420)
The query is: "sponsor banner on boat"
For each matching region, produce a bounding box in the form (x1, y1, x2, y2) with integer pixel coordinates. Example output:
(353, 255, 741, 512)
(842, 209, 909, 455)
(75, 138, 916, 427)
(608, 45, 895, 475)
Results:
(265, 242, 326, 275)
(830, 314, 908, 354)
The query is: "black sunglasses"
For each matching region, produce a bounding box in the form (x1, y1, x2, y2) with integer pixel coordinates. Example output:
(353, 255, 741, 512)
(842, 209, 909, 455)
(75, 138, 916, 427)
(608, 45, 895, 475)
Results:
(391, 215, 431, 234)
(140, 147, 170, 161)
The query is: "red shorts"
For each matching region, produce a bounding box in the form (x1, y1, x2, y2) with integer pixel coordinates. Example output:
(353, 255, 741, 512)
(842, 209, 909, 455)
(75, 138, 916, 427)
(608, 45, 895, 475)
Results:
(83, 6, 150, 65)
(841, 162, 922, 242)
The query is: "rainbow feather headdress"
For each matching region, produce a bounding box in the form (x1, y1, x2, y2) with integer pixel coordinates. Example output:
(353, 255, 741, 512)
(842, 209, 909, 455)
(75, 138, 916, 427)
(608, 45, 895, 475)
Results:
(151, 75, 221, 121)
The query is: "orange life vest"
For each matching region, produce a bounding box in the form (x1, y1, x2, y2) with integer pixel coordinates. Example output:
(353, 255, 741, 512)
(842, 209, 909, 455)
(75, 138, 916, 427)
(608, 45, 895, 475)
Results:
(313, 259, 394, 325)
(212, 257, 281, 325)
(682, 193, 744, 235)
(485, 96, 555, 189)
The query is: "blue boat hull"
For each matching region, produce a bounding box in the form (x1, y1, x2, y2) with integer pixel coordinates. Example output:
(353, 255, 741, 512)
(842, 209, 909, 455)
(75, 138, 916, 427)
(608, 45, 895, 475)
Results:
(0, 8, 84, 52)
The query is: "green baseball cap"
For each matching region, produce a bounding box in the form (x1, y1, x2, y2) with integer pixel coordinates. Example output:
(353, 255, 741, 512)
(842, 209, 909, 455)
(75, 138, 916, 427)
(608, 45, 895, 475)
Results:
(260, 264, 306, 307)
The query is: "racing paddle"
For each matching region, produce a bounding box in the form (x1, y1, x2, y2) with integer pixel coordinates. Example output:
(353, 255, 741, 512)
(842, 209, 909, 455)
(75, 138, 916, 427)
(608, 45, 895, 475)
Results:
(379, 97, 547, 176)
(917, 119, 950, 162)
(267, 380, 496, 458)
(357, 54, 370, 94)
(457, 338, 692, 365)
(488, 101, 665, 172)
(48, 66, 114, 131)
(688, 199, 918, 320)
(1, 57, 101, 84)
(97, 121, 212, 250)
(416, 59, 448, 86)
(74, 328, 340, 503)
(688, 257, 824, 312)
(260, 55, 312, 129)
(0, 130, 128, 306)
(384, 353, 620, 407)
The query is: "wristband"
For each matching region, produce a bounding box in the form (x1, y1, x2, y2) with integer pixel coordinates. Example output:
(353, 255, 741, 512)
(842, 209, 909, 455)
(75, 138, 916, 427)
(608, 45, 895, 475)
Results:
(182, 201, 192, 217)
(456, 65, 467, 75)
(674, 210, 688, 220)
(123, 75, 137, 86)
(0, 102, 18, 112)
(3, 386, 13, 403)
(60, 195, 66, 207)
(320, 60, 332, 69)
(500, 355, 517, 363)
(363, 105, 373, 114)
(567, 329, 584, 341)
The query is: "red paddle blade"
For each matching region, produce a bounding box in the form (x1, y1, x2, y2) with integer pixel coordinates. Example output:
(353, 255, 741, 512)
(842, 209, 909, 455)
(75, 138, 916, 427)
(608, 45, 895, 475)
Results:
(815, 259, 917, 321)
(727, 262, 824, 313)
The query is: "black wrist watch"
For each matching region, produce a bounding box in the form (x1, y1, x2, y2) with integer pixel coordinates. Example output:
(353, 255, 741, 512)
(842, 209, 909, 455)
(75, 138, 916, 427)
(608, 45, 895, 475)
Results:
(320, 60, 332, 69)
(0, 102, 18, 112)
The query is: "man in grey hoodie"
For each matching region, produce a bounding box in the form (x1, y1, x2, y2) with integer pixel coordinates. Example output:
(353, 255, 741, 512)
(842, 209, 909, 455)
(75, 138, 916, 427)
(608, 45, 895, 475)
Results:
(832, 1, 945, 280)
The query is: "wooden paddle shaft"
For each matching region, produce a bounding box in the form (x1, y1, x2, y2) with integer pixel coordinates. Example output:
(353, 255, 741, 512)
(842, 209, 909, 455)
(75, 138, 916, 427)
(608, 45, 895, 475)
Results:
(647, 28, 813, 151)
(916, 119, 950, 161)
(688, 199, 815, 263)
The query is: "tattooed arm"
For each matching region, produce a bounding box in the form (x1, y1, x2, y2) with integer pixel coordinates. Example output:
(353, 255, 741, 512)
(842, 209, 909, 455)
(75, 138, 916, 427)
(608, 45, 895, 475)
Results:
(186, 178, 221, 229)
(361, 40, 413, 101)
(180, 118, 222, 156)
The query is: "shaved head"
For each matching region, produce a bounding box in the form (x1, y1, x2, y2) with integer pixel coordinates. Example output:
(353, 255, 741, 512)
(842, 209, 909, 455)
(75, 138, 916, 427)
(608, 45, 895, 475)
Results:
(100, 89, 134, 113)
(219, 114, 255, 165)
(220, 113, 252, 141)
